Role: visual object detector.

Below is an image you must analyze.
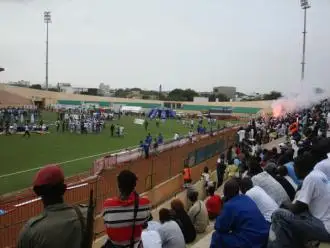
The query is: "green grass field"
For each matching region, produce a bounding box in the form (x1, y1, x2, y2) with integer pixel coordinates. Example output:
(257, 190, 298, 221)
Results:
(0, 112, 232, 195)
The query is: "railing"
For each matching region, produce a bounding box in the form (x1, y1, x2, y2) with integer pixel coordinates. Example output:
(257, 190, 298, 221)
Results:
(0, 127, 238, 248)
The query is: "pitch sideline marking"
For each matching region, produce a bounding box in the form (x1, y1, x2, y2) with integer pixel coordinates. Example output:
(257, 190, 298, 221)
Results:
(0, 145, 138, 179)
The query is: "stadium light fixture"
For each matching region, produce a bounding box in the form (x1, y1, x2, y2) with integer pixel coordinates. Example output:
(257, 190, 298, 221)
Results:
(44, 11, 51, 90)
(300, 0, 311, 81)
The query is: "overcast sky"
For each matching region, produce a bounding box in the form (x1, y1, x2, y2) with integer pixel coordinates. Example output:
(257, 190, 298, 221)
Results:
(0, 0, 329, 93)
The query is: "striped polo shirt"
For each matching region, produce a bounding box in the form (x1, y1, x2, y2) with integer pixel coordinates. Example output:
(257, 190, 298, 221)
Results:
(103, 193, 151, 247)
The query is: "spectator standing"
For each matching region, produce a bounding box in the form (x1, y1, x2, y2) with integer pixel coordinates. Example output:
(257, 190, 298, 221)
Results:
(210, 179, 269, 248)
(239, 177, 278, 223)
(158, 208, 185, 248)
(268, 153, 330, 248)
(170, 199, 196, 244)
(206, 185, 223, 220)
(201, 166, 210, 188)
(187, 191, 209, 233)
(216, 154, 226, 188)
(18, 165, 87, 248)
(102, 170, 151, 248)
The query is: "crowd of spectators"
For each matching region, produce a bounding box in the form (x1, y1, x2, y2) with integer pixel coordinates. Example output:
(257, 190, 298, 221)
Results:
(17, 100, 330, 248)
(208, 100, 330, 248)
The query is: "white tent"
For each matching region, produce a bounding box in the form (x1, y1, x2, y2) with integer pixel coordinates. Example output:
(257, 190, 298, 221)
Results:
(121, 106, 143, 113)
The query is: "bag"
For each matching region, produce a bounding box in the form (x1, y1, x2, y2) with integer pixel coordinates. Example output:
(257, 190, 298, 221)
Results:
(101, 192, 140, 248)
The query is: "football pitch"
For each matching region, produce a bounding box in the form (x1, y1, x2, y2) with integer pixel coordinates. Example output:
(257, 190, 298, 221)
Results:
(0, 111, 232, 195)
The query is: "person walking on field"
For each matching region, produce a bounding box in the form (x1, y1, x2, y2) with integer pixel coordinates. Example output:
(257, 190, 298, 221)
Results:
(23, 122, 30, 138)
(18, 165, 88, 248)
(110, 123, 115, 137)
(144, 119, 149, 131)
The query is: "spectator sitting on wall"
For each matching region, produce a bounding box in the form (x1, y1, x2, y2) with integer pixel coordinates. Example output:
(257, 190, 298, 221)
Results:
(18, 165, 88, 248)
(210, 179, 270, 248)
(268, 152, 330, 248)
(187, 191, 209, 233)
(170, 199, 196, 244)
(102, 170, 151, 248)
(239, 177, 278, 223)
(158, 208, 186, 248)
(206, 184, 223, 220)
(140, 140, 150, 159)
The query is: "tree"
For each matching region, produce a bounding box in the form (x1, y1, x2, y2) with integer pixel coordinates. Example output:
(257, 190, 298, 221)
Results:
(208, 93, 229, 102)
(30, 84, 42, 90)
(263, 91, 282, 100)
(114, 89, 129, 98)
(167, 88, 199, 101)
(142, 95, 151, 99)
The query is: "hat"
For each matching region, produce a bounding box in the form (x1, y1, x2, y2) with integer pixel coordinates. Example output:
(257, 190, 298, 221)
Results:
(33, 164, 64, 187)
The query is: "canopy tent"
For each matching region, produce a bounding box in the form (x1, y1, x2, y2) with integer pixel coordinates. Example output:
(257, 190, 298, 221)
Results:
(148, 108, 176, 119)
(121, 106, 143, 113)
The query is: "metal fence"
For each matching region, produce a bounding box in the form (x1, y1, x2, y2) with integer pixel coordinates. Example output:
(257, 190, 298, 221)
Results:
(0, 127, 237, 248)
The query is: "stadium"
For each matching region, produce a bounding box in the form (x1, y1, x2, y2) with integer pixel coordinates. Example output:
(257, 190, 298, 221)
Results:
(1, 0, 330, 247)
(0, 83, 276, 246)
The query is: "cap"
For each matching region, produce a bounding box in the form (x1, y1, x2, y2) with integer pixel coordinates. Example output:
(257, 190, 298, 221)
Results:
(33, 164, 64, 187)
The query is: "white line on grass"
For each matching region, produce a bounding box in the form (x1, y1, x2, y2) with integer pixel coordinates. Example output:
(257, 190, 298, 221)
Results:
(0, 145, 138, 179)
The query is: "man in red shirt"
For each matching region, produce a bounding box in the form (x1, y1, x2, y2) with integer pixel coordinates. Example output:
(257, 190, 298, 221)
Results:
(206, 184, 223, 220)
(103, 170, 151, 248)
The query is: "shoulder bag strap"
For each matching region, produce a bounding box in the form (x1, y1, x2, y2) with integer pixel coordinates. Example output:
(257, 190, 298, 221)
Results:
(193, 201, 202, 223)
(72, 205, 86, 248)
(130, 192, 140, 248)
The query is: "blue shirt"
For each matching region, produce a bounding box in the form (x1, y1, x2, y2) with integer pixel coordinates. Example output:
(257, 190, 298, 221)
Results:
(157, 136, 163, 144)
(284, 161, 302, 186)
(210, 195, 269, 248)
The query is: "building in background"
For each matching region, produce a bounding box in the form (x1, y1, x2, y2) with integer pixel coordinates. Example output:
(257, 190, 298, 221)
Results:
(8, 80, 30, 87)
(193, 96, 209, 103)
(99, 83, 114, 96)
(213, 86, 236, 99)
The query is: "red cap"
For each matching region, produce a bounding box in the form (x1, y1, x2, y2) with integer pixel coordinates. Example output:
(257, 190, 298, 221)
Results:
(33, 164, 65, 187)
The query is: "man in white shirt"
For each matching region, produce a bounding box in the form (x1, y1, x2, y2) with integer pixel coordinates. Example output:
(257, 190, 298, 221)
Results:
(252, 171, 290, 206)
(268, 153, 330, 248)
(141, 221, 162, 248)
(237, 128, 246, 143)
(239, 177, 278, 223)
(314, 156, 330, 180)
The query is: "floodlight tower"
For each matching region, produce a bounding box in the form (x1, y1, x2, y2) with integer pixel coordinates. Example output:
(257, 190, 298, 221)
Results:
(300, 0, 311, 81)
(44, 11, 51, 90)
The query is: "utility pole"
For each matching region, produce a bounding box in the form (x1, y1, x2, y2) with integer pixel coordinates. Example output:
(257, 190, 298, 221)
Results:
(300, 0, 311, 81)
(44, 11, 51, 90)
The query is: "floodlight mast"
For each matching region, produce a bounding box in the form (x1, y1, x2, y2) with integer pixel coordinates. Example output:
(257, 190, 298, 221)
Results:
(44, 11, 51, 90)
(300, 0, 310, 81)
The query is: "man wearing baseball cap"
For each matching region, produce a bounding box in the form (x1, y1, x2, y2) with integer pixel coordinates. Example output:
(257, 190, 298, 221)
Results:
(18, 164, 87, 248)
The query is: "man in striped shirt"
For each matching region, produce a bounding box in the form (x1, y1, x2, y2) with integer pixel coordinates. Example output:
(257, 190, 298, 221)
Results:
(103, 170, 151, 248)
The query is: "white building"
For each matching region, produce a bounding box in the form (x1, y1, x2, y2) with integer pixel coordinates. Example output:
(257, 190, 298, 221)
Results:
(99, 83, 113, 96)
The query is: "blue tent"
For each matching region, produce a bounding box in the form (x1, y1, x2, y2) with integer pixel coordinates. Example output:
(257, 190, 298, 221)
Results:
(148, 108, 176, 119)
